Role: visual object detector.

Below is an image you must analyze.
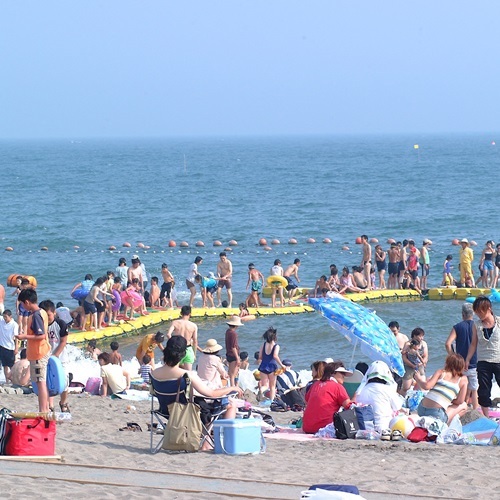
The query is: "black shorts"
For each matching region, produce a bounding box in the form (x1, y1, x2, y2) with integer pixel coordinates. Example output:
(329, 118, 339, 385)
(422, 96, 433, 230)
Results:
(388, 262, 399, 276)
(160, 282, 172, 299)
(96, 301, 106, 313)
(409, 270, 418, 280)
(0, 346, 15, 368)
(226, 354, 238, 363)
(84, 301, 97, 314)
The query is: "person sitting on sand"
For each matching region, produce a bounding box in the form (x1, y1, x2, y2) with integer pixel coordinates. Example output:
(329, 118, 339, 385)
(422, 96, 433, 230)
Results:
(98, 352, 131, 396)
(151, 336, 242, 450)
(305, 360, 326, 394)
(415, 353, 468, 424)
(197, 338, 229, 389)
(303, 362, 353, 434)
(7, 348, 33, 394)
(355, 360, 403, 433)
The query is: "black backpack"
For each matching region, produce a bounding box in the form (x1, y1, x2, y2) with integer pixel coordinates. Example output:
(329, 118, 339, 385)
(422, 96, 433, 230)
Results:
(333, 408, 359, 439)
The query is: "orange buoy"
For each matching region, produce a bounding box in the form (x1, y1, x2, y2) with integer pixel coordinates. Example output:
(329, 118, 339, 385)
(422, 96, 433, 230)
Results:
(5, 247, 13, 251)
(168, 240, 176, 247)
(263, 246, 272, 251)
(41, 247, 48, 251)
(387, 238, 396, 244)
(123, 242, 131, 248)
(355, 237, 362, 244)
(180, 241, 189, 248)
(271, 239, 280, 245)
(342, 246, 350, 251)
(452, 239, 460, 246)
(137, 242, 145, 249)
(228, 240, 238, 246)
(7, 274, 37, 288)
(323, 238, 332, 244)
(144, 245, 150, 250)
(109, 245, 116, 251)
(259, 238, 267, 246)
(369, 238, 379, 244)
(288, 238, 298, 245)
(73, 245, 80, 249)
(213, 240, 222, 246)
(224, 247, 233, 252)
(306, 238, 316, 244)
(470, 240, 477, 247)
(196, 241, 205, 247)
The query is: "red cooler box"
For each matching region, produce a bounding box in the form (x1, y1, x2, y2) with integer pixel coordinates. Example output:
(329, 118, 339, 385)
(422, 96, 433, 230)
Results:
(5, 418, 56, 456)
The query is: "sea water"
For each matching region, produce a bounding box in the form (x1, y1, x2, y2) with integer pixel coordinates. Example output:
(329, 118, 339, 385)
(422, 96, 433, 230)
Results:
(1, 134, 499, 374)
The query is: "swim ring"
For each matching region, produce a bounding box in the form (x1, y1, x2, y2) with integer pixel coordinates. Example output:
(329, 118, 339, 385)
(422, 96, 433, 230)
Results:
(111, 289, 122, 312)
(121, 289, 143, 308)
(266, 275, 288, 288)
(7, 274, 38, 288)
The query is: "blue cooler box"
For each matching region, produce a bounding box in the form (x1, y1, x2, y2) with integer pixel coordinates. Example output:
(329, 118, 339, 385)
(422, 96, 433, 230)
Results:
(213, 418, 264, 455)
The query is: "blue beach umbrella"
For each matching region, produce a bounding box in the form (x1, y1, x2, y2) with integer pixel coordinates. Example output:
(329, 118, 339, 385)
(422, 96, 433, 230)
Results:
(309, 297, 405, 377)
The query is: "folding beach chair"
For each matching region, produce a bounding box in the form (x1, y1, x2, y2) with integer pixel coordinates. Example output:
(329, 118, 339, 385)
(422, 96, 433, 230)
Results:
(149, 373, 232, 453)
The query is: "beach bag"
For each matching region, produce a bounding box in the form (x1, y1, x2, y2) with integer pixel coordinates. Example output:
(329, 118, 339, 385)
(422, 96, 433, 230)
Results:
(0, 408, 12, 455)
(333, 408, 359, 439)
(270, 395, 289, 412)
(85, 377, 102, 395)
(407, 427, 436, 443)
(354, 404, 374, 431)
(5, 417, 56, 456)
(162, 376, 202, 452)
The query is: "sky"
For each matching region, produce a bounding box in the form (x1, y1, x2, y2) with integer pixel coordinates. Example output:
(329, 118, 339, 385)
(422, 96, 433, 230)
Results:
(1, 1, 499, 138)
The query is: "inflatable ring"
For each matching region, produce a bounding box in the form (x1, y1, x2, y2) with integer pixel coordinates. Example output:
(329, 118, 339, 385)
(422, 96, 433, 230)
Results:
(121, 290, 143, 308)
(7, 274, 37, 288)
(266, 275, 288, 288)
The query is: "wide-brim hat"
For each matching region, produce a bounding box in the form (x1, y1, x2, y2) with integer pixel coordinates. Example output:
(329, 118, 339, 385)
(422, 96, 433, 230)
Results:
(226, 315, 243, 327)
(461, 238, 469, 244)
(202, 338, 223, 353)
(334, 367, 353, 377)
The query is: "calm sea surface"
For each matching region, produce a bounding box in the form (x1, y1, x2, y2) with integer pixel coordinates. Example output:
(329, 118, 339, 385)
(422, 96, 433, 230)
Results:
(1, 134, 499, 372)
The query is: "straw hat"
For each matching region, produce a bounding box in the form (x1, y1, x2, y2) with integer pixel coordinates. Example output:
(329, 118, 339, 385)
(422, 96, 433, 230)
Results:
(226, 315, 243, 327)
(202, 339, 223, 354)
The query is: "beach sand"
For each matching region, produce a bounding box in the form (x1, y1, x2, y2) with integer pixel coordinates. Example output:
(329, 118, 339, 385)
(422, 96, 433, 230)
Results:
(0, 393, 498, 499)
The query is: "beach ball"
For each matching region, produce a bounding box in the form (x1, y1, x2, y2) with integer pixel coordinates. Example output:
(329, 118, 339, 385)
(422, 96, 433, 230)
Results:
(271, 239, 280, 245)
(259, 238, 267, 246)
(253, 369, 261, 381)
(288, 238, 298, 244)
(355, 237, 362, 244)
(306, 238, 316, 244)
(213, 240, 222, 246)
(389, 415, 416, 438)
(323, 238, 332, 244)
(123, 242, 131, 248)
(452, 239, 460, 246)
(168, 240, 176, 247)
(180, 241, 189, 248)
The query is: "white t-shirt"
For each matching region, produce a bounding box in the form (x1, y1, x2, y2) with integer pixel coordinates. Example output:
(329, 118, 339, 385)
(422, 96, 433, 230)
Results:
(271, 265, 282, 276)
(187, 263, 198, 284)
(0, 318, 19, 350)
(355, 382, 403, 432)
(55, 306, 73, 325)
(100, 364, 127, 394)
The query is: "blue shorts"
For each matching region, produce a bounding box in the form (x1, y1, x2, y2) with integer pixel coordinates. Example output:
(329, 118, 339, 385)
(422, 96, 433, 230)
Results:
(417, 401, 448, 423)
(483, 260, 494, 271)
(421, 264, 430, 277)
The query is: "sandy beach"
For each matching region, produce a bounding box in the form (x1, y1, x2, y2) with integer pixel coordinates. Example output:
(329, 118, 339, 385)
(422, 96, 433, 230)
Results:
(0, 392, 497, 500)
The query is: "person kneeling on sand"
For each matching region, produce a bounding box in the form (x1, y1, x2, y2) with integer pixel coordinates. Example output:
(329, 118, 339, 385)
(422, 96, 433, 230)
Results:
(7, 348, 33, 394)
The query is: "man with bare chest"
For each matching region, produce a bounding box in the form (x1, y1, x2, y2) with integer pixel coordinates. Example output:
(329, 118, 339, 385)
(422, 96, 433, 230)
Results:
(167, 305, 198, 369)
(216, 252, 233, 308)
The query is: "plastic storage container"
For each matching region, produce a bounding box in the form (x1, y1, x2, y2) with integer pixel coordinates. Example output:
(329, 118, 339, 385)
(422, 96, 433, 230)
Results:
(213, 418, 265, 455)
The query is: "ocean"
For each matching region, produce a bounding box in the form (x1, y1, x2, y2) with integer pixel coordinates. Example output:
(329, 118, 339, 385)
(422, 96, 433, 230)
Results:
(1, 134, 499, 374)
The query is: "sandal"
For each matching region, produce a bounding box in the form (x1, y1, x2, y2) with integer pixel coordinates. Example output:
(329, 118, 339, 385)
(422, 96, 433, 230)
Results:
(119, 422, 143, 432)
(59, 402, 71, 413)
(380, 429, 392, 441)
(391, 430, 403, 441)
